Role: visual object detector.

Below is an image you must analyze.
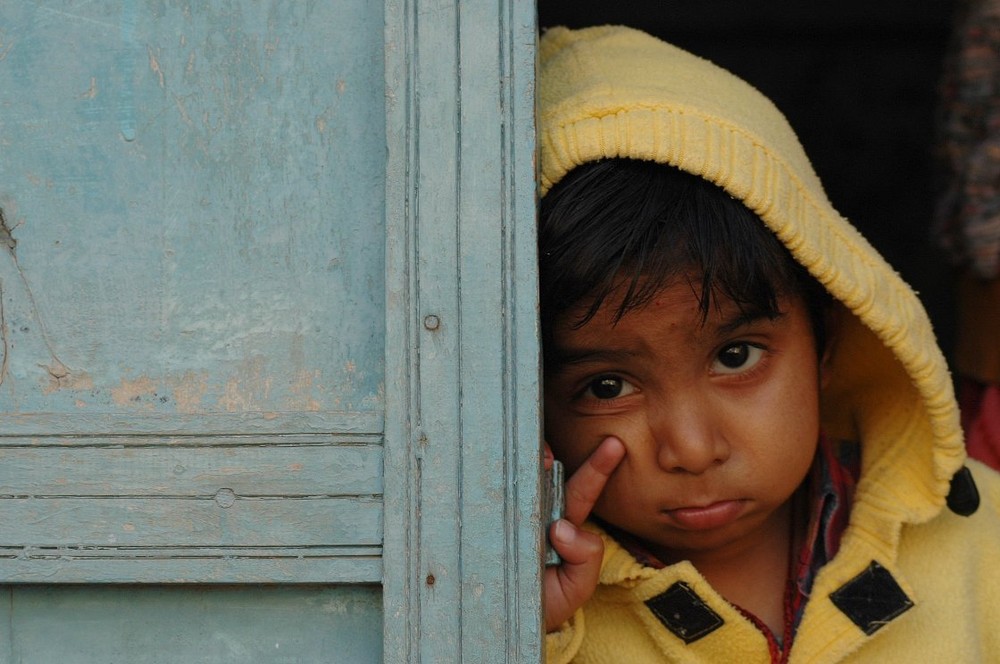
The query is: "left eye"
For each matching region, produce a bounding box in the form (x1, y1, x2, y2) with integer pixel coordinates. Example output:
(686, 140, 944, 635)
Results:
(584, 375, 636, 400)
(713, 343, 764, 374)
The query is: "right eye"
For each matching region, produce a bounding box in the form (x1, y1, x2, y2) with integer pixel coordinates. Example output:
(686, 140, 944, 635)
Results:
(584, 375, 635, 400)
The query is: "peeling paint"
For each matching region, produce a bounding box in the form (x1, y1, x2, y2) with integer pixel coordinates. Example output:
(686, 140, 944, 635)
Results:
(0, 32, 13, 62)
(217, 356, 272, 412)
(0, 206, 82, 393)
(0, 2, 386, 418)
(171, 370, 209, 414)
(42, 363, 94, 395)
(77, 77, 98, 100)
(286, 369, 322, 412)
(173, 93, 194, 126)
(111, 375, 159, 409)
(147, 45, 166, 88)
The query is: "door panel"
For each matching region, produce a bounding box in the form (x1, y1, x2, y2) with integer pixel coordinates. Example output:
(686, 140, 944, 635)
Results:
(0, 585, 382, 664)
(0, 0, 384, 583)
(0, 1, 386, 661)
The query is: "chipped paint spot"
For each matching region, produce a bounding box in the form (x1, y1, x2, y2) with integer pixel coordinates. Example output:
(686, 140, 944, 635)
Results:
(217, 356, 272, 412)
(286, 368, 322, 412)
(171, 370, 209, 414)
(77, 77, 98, 100)
(45, 361, 66, 380)
(147, 45, 166, 88)
(42, 364, 94, 395)
(336, 79, 346, 94)
(0, 32, 14, 62)
(173, 93, 194, 126)
(315, 115, 327, 133)
(111, 375, 158, 408)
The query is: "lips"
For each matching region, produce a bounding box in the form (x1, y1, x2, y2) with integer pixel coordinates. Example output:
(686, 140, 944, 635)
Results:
(663, 500, 745, 530)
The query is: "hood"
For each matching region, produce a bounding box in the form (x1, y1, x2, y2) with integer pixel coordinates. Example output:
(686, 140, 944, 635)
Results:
(538, 25, 965, 536)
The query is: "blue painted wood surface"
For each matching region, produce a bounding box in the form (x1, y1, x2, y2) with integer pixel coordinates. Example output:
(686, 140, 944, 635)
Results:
(0, 1, 384, 420)
(0, 0, 385, 583)
(382, 0, 542, 660)
(0, 0, 542, 660)
(0, 584, 383, 663)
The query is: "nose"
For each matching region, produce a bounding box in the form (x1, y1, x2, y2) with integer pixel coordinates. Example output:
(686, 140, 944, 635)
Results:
(648, 399, 730, 475)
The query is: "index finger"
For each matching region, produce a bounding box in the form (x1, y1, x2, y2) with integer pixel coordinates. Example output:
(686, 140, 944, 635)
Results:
(563, 436, 626, 525)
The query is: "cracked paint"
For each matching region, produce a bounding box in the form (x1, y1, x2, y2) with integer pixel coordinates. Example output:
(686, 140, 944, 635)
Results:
(42, 362, 94, 395)
(0, 206, 83, 392)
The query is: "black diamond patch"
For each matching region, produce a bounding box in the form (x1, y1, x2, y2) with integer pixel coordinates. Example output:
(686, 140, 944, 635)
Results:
(946, 465, 980, 516)
(645, 581, 724, 644)
(830, 561, 914, 635)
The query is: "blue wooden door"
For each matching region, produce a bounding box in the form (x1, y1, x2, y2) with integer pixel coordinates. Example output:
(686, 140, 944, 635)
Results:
(0, 1, 540, 662)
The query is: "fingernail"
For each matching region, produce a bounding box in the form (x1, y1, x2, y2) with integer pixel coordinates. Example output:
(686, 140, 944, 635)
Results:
(553, 519, 573, 543)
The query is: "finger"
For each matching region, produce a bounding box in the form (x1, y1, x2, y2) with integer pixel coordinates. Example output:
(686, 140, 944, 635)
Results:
(544, 519, 605, 631)
(564, 436, 626, 525)
(542, 441, 554, 471)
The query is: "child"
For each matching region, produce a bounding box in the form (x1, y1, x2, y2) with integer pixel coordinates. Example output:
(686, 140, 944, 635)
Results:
(538, 26, 1000, 663)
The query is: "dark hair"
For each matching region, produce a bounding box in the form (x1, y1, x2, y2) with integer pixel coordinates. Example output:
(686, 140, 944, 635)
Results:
(538, 158, 830, 355)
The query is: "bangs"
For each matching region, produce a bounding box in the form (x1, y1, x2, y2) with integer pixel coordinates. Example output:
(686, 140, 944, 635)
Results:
(539, 159, 827, 346)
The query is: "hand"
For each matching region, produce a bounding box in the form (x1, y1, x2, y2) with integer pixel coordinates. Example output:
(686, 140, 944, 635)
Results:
(543, 436, 626, 632)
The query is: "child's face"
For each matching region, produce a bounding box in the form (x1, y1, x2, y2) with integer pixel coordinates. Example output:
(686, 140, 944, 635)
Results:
(543, 277, 822, 564)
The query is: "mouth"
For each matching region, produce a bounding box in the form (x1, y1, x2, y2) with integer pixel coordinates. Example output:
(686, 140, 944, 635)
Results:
(662, 500, 746, 531)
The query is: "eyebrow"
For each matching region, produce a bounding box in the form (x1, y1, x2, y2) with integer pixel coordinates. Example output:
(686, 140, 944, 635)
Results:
(714, 307, 784, 336)
(547, 306, 785, 370)
(545, 347, 641, 371)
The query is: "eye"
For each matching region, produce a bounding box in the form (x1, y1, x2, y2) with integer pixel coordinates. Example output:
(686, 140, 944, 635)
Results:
(713, 343, 764, 374)
(584, 375, 635, 400)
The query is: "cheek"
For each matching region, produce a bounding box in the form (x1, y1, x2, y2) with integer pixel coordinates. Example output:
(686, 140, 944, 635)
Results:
(543, 407, 593, 471)
(760, 373, 821, 484)
(544, 408, 648, 474)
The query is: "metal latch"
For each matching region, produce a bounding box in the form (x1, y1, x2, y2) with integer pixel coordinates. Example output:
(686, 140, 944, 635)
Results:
(543, 459, 565, 566)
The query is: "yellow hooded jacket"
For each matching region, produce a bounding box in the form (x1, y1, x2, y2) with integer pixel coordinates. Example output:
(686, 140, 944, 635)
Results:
(540, 25, 1000, 664)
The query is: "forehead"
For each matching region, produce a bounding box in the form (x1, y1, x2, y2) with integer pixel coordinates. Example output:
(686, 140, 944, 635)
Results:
(547, 277, 812, 363)
(561, 277, 705, 333)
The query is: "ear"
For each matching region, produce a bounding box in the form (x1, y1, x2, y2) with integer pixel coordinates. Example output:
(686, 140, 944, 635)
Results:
(819, 303, 845, 389)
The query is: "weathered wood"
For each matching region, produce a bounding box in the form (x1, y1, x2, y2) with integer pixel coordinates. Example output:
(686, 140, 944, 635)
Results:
(0, 439, 383, 496)
(0, 585, 383, 663)
(0, 411, 383, 437)
(382, 0, 542, 661)
(0, 0, 388, 591)
(0, 1, 386, 419)
(1, 495, 381, 546)
(0, 549, 382, 584)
